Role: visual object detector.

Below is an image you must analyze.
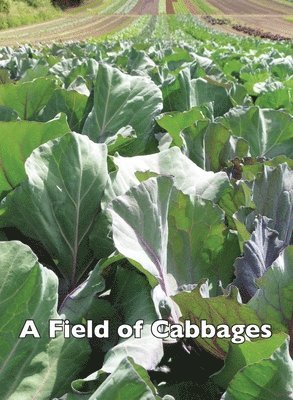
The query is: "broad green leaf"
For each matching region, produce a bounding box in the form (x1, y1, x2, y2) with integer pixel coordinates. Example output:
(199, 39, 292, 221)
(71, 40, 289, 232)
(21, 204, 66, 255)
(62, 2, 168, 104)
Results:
(190, 55, 223, 78)
(39, 88, 88, 132)
(271, 56, 293, 80)
(64, 58, 99, 90)
(228, 84, 251, 107)
(156, 104, 213, 145)
(181, 120, 248, 171)
(86, 298, 121, 353)
(253, 80, 284, 95)
(222, 58, 244, 79)
(213, 333, 288, 389)
(0, 241, 90, 400)
(173, 284, 262, 359)
(0, 77, 59, 120)
(20, 64, 51, 83)
(248, 246, 293, 333)
(217, 136, 249, 171)
(163, 71, 232, 117)
(219, 181, 254, 229)
(102, 266, 163, 373)
(103, 126, 138, 156)
(158, 112, 249, 171)
(109, 177, 239, 297)
(241, 155, 293, 181)
(1, 133, 108, 286)
(256, 88, 292, 113)
(126, 48, 156, 74)
(162, 46, 193, 68)
(89, 211, 116, 260)
(49, 58, 98, 87)
(219, 107, 293, 158)
(73, 357, 160, 399)
(67, 76, 90, 97)
(239, 69, 270, 95)
(221, 338, 293, 400)
(104, 147, 230, 206)
(108, 177, 173, 292)
(233, 207, 255, 251)
(181, 120, 223, 170)
(168, 190, 240, 294)
(83, 63, 163, 150)
(0, 114, 70, 200)
(60, 254, 122, 353)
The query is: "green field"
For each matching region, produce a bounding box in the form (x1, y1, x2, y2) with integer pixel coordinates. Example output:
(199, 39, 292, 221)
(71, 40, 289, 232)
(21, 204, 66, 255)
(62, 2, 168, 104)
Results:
(0, 0, 61, 29)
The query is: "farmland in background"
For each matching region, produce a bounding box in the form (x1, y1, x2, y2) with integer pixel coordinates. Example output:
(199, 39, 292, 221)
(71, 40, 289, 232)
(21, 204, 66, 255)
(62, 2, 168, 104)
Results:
(0, 0, 292, 43)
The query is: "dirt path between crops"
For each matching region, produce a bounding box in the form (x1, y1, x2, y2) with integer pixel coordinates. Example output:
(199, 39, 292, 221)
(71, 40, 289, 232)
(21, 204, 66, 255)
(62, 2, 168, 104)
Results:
(207, 0, 292, 15)
(184, 0, 197, 14)
(206, 0, 293, 37)
(166, 0, 175, 14)
(130, 0, 159, 15)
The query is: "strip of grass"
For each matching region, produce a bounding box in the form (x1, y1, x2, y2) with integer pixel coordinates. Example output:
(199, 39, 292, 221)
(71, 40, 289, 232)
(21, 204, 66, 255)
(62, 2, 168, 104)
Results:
(159, 0, 166, 14)
(273, 0, 293, 6)
(284, 15, 293, 22)
(0, 1, 61, 30)
(67, 0, 104, 14)
(174, 0, 190, 13)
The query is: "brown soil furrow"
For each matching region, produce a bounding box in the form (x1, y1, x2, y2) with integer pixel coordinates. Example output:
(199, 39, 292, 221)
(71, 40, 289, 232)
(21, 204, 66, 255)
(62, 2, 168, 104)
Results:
(207, 0, 292, 15)
(184, 0, 198, 14)
(37, 16, 111, 40)
(0, 15, 110, 41)
(64, 16, 133, 40)
(235, 15, 293, 37)
(204, 0, 293, 38)
(249, 0, 293, 14)
(204, 16, 293, 39)
(130, 0, 159, 15)
(166, 0, 175, 14)
(56, 16, 131, 41)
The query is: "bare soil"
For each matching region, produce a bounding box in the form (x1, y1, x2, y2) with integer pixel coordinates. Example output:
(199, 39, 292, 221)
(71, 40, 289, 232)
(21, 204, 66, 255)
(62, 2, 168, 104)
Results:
(207, 0, 292, 15)
(130, 0, 159, 15)
(184, 0, 198, 14)
(166, 0, 176, 14)
(231, 15, 292, 37)
(206, 0, 293, 37)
